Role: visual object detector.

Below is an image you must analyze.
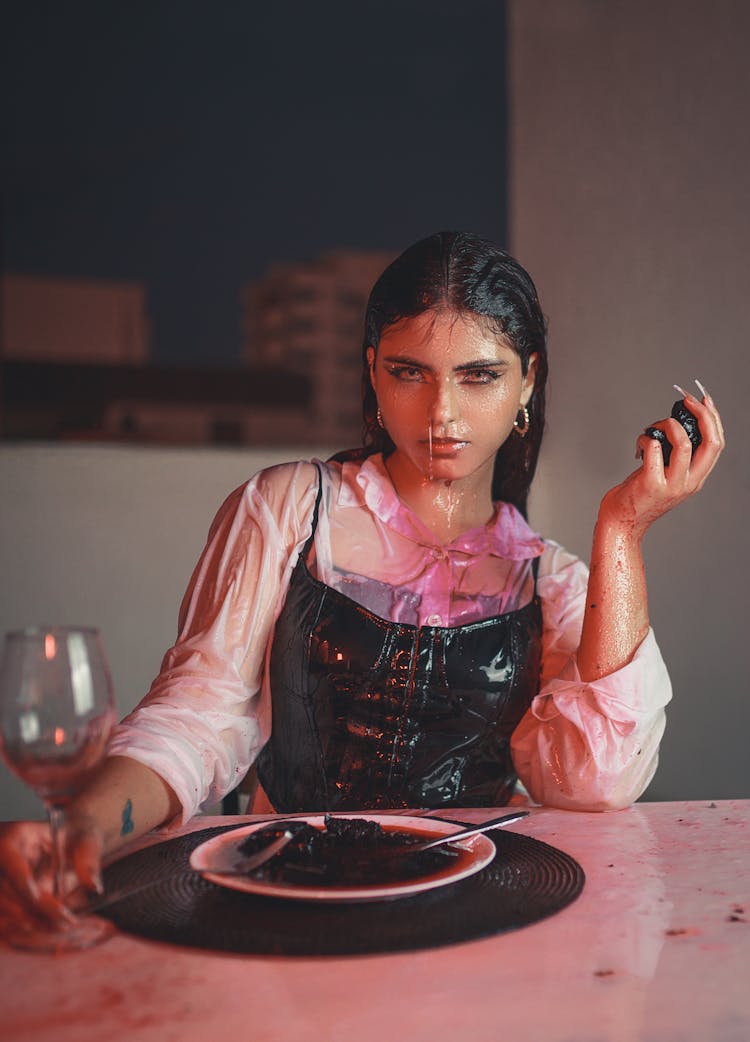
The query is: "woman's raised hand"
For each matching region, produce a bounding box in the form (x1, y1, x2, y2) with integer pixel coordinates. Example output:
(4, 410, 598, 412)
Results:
(599, 382, 725, 537)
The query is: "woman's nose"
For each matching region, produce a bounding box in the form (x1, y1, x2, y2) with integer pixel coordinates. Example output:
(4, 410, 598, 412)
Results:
(431, 379, 460, 428)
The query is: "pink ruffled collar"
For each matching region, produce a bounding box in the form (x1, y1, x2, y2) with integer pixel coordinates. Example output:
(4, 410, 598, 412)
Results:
(335, 454, 545, 561)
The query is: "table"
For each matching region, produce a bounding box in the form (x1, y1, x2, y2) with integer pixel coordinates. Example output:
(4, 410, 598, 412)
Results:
(1, 800, 748, 1042)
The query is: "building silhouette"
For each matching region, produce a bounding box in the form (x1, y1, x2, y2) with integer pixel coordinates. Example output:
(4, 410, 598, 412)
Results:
(1, 274, 150, 366)
(1, 274, 309, 444)
(242, 250, 393, 448)
(2, 253, 395, 447)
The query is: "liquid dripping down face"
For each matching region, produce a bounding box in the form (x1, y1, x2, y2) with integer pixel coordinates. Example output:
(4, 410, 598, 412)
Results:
(368, 309, 536, 493)
(434, 481, 458, 531)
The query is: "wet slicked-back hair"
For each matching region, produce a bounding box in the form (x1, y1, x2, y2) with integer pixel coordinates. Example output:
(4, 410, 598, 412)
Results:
(334, 231, 548, 517)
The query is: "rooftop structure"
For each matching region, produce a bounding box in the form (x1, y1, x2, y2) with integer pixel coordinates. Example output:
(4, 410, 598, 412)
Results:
(1, 361, 311, 445)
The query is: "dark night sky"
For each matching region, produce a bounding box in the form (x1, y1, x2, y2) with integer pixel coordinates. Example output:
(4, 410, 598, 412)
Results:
(1, 1, 508, 366)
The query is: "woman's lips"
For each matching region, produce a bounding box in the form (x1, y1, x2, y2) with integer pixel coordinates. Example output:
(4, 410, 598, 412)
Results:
(423, 438, 470, 455)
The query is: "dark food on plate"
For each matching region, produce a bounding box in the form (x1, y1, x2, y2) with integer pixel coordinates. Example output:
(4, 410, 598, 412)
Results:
(645, 399, 702, 466)
(236, 816, 464, 887)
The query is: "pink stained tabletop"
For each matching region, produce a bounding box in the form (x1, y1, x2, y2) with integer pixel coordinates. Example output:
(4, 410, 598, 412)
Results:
(1, 800, 748, 1042)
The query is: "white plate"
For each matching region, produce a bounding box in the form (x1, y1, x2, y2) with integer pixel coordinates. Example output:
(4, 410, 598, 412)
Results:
(190, 813, 497, 902)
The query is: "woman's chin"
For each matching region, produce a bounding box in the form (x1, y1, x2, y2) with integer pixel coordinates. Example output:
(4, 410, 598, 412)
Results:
(417, 453, 478, 485)
(390, 444, 492, 487)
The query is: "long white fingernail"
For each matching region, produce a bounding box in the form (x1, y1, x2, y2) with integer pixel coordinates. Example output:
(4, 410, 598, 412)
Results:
(673, 384, 689, 398)
(694, 378, 708, 399)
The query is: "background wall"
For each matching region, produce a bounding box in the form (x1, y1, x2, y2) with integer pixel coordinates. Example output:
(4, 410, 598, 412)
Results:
(509, 0, 749, 799)
(0, 444, 334, 819)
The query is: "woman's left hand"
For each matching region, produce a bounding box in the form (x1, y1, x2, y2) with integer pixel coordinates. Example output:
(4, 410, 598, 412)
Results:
(599, 384, 725, 538)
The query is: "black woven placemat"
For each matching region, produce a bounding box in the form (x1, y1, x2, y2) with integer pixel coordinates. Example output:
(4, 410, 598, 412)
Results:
(99, 823, 584, 956)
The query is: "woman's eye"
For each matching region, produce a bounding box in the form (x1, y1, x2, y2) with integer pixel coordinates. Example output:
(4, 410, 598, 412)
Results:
(460, 369, 502, 384)
(387, 365, 425, 382)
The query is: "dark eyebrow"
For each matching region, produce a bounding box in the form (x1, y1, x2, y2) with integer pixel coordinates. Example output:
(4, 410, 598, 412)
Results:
(381, 355, 510, 373)
(381, 355, 431, 370)
(454, 360, 510, 373)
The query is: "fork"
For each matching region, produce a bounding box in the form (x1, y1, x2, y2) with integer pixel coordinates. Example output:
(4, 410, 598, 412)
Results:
(355, 810, 529, 860)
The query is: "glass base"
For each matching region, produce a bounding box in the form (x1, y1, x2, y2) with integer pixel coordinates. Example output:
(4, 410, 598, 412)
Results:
(3, 911, 115, 953)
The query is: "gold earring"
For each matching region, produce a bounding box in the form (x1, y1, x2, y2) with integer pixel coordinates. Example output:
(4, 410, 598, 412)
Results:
(376, 406, 385, 429)
(513, 406, 530, 437)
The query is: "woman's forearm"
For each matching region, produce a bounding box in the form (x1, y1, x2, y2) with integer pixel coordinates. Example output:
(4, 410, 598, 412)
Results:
(577, 509, 650, 683)
(576, 383, 724, 683)
(69, 755, 182, 857)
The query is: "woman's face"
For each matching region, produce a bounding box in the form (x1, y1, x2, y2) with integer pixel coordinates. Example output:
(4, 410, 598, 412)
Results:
(368, 309, 537, 488)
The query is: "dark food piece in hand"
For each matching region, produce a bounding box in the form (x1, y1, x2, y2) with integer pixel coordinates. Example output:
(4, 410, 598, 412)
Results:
(645, 399, 702, 466)
(236, 815, 461, 887)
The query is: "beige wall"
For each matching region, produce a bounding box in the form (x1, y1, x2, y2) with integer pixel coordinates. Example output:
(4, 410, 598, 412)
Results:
(509, 0, 750, 798)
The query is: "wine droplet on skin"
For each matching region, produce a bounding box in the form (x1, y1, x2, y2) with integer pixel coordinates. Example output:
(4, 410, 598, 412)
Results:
(427, 424, 433, 481)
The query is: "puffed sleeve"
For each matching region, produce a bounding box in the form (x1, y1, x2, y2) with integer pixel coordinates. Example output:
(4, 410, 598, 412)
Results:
(510, 541, 672, 811)
(107, 460, 318, 824)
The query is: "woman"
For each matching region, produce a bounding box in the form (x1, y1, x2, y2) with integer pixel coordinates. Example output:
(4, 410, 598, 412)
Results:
(0, 231, 725, 915)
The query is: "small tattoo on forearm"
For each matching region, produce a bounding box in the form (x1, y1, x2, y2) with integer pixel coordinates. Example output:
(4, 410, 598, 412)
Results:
(120, 798, 134, 836)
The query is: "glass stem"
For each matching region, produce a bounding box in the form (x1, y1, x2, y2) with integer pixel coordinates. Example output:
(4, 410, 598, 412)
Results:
(47, 804, 67, 902)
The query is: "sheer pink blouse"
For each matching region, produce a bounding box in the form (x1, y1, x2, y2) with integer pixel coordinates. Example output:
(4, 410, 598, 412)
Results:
(109, 455, 671, 819)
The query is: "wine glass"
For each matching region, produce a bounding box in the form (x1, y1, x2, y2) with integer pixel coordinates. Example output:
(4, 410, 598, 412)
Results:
(0, 626, 117, 951)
